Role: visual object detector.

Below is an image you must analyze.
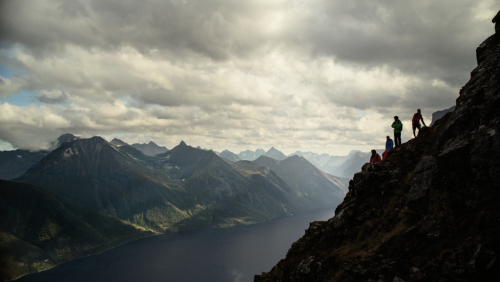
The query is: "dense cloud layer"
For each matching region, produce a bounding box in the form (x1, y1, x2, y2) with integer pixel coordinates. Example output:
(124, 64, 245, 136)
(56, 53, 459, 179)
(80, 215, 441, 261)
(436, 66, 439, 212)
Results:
(0, 0, 497, 154)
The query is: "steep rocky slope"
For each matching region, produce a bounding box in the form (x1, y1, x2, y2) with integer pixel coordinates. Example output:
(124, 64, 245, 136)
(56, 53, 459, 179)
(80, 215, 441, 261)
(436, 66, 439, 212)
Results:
(255, 16, 500, 282)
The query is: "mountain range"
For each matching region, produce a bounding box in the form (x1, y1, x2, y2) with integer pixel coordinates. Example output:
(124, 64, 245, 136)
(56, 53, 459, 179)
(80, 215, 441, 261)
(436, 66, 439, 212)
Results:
(1, 134, 348, 280)
(110, 138, 168, 156)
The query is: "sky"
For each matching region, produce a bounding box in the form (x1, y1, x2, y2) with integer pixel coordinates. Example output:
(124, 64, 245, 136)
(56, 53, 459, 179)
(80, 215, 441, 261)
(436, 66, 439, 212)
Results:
(0, 0, 498, 155)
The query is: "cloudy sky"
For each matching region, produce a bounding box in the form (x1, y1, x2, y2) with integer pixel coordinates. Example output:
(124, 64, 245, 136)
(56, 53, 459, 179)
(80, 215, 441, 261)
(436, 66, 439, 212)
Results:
(0, 0, 498, 155)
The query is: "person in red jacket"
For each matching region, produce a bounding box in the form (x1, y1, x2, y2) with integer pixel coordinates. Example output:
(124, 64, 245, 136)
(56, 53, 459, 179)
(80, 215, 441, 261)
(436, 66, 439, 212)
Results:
(412, 109, 427, 138)
(370, 150, 381, 164)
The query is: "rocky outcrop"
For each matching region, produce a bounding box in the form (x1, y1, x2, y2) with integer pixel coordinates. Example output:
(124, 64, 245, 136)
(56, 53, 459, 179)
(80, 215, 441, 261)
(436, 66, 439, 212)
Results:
(255, 13, 500, 282)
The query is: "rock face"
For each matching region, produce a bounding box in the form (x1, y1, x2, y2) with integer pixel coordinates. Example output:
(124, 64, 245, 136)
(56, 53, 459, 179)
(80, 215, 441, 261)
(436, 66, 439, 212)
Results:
(255, 16, 500, 282)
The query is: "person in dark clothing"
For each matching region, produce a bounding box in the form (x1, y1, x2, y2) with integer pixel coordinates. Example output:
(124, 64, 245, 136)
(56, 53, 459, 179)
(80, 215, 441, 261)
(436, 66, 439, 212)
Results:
(412, 109, 426, 138)
(370, 150, 381, 164)
(391, 116, 403, 147)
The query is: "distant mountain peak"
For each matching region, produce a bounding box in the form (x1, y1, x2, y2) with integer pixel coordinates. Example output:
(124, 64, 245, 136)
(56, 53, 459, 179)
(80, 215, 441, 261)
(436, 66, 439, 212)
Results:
(58, 133, 77, 140)
(287, 155, 304, 160)
(90, 136, 107, 143)
(179, 141, 187, 147)
(110, 138, 128, 147)
(56, 133, 79, 147)
(265, 147, 287, 161)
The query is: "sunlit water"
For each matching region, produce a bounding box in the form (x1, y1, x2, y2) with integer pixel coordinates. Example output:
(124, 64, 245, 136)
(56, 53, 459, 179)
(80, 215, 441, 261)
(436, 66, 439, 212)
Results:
(16, 207, 336, 282)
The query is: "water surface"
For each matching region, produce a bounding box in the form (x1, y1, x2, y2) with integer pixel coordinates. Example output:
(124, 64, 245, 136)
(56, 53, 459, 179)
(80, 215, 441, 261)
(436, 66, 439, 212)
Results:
(17, 208, 336, 282)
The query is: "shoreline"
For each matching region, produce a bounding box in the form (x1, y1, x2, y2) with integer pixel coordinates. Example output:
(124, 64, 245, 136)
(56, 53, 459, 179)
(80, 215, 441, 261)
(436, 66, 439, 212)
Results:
(9, 205, 339, 282)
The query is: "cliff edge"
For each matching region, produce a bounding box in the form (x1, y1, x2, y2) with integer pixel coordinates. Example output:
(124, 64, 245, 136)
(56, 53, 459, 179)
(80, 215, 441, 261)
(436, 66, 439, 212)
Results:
(255, 12, 500, 282)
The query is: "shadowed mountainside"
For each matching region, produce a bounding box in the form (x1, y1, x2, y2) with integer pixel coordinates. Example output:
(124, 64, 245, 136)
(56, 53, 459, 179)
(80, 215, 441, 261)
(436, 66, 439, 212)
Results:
(0, 180, 147, 282)
(255, 15, 500, 282)
(0, 150, 48, 180)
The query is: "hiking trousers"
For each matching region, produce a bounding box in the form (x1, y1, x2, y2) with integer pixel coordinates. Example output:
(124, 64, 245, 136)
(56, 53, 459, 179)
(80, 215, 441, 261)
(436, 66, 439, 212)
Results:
(394, 132, 401, 147)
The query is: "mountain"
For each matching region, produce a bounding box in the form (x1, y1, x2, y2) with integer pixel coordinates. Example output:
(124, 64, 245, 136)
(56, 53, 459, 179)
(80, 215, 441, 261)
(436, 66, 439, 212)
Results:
(237, 149, 266, 161)
(256, 18, 500, 282)
(230, 161, 313, 214)
(109, 138, 128, 147)
(254, 155, 348, 208)
(265, 147, 287, 161)
(0, 180, 146, 282)
(321, 150, 361, 176)
(109, 138, 169, 156)
(0, 149, 48, 180)
(152, 142, 312, 225)
(0, 134, 82, 180)
(430, 106, 455, 126)
(289, 151, 331, 168)
(16, 138, 332, 233)
(16, 137, 190, 231)
(130, 141, 168, 156)
(332, 151, 372, 179)
(54, 133, 79, 147)
(218, 149, 241, 162)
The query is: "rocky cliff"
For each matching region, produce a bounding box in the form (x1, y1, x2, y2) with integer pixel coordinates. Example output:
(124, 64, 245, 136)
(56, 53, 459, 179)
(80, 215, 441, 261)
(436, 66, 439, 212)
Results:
(255, 14, 500, 282)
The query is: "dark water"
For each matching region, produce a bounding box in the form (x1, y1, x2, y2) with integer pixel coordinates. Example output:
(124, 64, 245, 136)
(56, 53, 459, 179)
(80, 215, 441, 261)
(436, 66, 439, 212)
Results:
(17, 208, 336, 282)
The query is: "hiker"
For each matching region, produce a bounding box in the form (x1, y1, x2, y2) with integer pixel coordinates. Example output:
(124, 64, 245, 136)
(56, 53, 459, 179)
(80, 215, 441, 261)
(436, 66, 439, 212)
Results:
(391, 116, 403, 147)
(412, 109, 426, 138)
(370, 150, 381, 164)
(382, 136, 393, 159)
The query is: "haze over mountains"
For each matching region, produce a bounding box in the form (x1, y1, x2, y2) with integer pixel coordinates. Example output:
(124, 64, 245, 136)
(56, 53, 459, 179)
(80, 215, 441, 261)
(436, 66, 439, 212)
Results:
(1, 105, 454, 184)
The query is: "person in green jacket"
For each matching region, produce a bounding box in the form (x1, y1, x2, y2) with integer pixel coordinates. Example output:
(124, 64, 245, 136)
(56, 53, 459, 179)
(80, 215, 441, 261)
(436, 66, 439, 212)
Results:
(391, 116, 403, 147)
